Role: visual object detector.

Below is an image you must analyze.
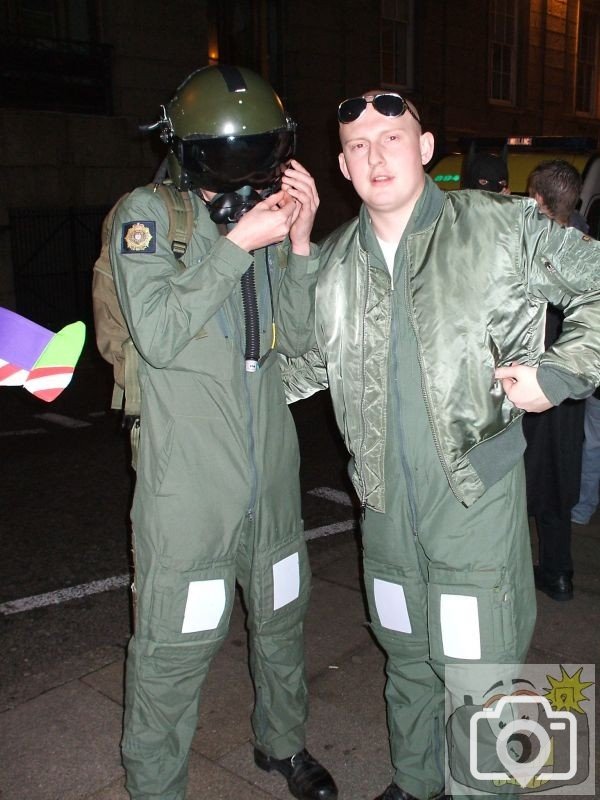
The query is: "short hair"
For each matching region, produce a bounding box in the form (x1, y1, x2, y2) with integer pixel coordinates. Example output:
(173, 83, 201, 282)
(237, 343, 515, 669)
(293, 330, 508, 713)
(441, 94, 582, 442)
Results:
(527, 160, 582, 223)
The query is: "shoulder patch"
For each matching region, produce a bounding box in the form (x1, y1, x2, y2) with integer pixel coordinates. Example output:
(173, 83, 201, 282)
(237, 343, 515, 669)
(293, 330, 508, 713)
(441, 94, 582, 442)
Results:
(121, 220, 156, 254)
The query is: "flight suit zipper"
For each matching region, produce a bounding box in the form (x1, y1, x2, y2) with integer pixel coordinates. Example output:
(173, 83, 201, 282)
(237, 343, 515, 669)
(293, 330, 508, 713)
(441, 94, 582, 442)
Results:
(357, 254, 370, 508)
(388, 261, 419, 532)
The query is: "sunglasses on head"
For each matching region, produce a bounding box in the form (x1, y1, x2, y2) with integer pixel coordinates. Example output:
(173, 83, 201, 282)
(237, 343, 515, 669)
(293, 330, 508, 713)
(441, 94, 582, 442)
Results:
(337, 92, 421, 125)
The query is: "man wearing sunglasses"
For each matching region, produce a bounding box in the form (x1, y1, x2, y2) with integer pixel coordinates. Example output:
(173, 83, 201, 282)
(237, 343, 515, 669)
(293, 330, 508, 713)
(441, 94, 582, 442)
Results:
(283, 91, 600, 800)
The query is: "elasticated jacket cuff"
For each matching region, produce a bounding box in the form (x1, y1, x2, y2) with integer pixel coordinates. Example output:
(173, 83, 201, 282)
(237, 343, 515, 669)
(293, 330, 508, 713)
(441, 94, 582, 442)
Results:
(537, 363, 594, 405)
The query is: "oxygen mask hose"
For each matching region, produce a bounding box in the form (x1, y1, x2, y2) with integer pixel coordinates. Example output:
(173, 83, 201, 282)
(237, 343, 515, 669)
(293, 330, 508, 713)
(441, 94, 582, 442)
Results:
(216, 190, 264, 373)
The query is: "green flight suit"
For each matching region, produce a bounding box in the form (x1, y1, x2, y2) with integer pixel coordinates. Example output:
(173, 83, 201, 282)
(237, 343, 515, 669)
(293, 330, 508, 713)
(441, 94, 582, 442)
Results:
(361, 185, 535, 799)
(110, 186, 319, 800)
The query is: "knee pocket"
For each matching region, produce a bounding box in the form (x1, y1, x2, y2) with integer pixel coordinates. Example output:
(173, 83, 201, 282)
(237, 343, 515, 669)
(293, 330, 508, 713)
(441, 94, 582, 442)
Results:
(137, 555, 236, 645)
(251, 530, 311, 634)
(428, 565, 517, 663)
(363, 556, 429, 652)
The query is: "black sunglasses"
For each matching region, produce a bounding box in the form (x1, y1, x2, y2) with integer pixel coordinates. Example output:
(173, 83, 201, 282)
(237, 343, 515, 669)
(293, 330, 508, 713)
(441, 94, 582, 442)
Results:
(338, 92, 421, 125)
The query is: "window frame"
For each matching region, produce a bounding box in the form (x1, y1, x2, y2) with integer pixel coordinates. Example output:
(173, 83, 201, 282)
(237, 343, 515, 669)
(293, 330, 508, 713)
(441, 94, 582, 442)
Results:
(576, 2, 600, 117)
(380, 0, 415, 91)
(488, 0, 519, 106)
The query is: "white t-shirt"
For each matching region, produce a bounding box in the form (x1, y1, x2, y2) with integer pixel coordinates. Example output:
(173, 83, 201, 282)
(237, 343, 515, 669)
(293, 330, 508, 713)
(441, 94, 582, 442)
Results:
(376, 236, 399, 275)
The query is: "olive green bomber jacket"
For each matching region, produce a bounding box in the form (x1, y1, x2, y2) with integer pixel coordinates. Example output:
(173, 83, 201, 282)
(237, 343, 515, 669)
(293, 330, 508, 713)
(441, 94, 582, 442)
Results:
(282, 181, 600, 510)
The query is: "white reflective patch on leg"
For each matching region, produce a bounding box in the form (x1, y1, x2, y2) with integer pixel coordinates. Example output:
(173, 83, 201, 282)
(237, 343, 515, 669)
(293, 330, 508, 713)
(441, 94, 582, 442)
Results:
(440, 594, 481, 659)
(373, 578, 412, 633)
(181, 579, 226, 633)
(273, 552, 300, 610)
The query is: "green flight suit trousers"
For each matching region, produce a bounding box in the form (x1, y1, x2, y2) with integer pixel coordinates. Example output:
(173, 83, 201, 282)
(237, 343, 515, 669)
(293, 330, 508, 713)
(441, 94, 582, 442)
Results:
(122, 494, 311, 800)
(363, 459, 536, 800)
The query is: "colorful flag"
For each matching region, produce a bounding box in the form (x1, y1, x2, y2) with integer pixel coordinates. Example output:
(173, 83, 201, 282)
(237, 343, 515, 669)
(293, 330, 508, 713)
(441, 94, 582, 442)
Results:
(0, 308, 85, 402)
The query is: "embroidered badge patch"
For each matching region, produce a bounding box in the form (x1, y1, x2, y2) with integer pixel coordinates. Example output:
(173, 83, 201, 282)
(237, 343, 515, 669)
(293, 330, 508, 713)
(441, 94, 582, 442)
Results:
(121, 221, 156, 254)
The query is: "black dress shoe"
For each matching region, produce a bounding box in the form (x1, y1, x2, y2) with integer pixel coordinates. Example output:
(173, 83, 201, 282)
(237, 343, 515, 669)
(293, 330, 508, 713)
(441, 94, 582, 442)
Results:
(254, 747, 338, 800)
(534, 565, 574, 601)
(373, 784, 451, 800)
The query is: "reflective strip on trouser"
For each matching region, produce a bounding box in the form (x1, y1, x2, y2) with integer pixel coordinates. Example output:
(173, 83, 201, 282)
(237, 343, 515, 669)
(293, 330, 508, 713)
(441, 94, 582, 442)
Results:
(122, 503, 311, 799)
(362, 460, 536, 800)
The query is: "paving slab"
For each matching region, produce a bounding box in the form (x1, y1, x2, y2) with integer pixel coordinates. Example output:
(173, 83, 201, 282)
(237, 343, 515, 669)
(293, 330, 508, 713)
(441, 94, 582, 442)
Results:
(307, 530, 362, 581)
(304, 577, 372, 678)
(84, 750, 277, 800)
(0, 680, 123, 800)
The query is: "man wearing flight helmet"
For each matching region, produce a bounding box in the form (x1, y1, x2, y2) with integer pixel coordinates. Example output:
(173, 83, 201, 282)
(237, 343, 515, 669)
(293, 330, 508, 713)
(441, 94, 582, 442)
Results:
(110, 64, 337, 800)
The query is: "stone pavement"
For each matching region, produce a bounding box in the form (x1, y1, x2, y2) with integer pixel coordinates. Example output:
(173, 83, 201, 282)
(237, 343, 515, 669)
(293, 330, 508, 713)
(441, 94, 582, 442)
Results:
(1, 519, 599, 800)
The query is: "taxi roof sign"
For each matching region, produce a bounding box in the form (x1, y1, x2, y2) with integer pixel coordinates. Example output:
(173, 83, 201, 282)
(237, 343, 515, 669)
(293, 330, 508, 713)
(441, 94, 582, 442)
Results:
(455, 135, 597, 153)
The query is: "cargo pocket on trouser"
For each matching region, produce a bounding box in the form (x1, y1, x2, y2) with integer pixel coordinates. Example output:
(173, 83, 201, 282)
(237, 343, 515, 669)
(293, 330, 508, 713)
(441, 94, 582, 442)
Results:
(363, 556, 429, 653)
(141, 555, 236, 644)
(428, 564, 517, 664)
(363, 556, 446, 796)
(247, 528, 312, 759)
(428, 565, 526, 799)
(123, 556, 237, 798)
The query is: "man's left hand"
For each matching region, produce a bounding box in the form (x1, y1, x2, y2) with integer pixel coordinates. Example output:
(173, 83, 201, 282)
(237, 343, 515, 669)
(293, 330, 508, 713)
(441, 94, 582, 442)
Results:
(494, 364, 553, 412)
(280, 159, 320, 255)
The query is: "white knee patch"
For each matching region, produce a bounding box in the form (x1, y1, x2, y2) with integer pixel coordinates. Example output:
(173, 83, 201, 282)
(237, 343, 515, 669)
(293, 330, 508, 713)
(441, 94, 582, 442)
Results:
(272, 552, 300, 610)
(440, 594, 481, 659)
(181, 579, 226, 633)
(373, 578, 412, 633)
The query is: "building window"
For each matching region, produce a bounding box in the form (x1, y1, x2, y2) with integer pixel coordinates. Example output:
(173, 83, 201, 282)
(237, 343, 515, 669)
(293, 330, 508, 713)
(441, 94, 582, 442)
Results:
(381, 0, 414, 89)
(207, 0, 284, 93)
(489, 0, 517, 104)
(576, 4, 600, 115)
(2, 0, 97, 42)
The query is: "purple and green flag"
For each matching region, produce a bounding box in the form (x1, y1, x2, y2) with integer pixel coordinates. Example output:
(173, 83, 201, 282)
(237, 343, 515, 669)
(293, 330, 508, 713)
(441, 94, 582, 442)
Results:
(0, 308, 85, 402)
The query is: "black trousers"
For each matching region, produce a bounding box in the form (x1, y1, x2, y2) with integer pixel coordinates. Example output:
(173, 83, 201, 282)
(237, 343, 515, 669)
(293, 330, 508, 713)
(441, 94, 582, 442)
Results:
(523, 399, 585, 577)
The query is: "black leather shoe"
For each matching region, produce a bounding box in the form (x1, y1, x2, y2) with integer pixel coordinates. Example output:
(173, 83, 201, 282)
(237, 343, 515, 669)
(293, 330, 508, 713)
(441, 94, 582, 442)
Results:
(373, 784, 451, 800)
(534, 565, 573, 601)
(254, 747, 338, 800)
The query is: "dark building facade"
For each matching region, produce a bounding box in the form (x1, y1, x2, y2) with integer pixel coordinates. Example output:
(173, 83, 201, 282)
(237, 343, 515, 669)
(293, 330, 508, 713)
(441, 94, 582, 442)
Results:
(1, 0, 599, 323)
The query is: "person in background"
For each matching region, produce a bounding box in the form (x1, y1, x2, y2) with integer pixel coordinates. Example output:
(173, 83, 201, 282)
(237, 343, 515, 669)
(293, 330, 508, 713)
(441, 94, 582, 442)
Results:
(282, 91, 600, 800)
(571, 385, 600, 524)
(109, 64, 337, 800)
(528, 159, 589, 233)
(524, 159, 590, 601)
(461, 146, 511, 194)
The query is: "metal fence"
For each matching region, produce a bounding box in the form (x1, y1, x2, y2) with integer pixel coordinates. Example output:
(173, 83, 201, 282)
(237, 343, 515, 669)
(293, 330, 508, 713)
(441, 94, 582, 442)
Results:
(9, 206, 110, 331)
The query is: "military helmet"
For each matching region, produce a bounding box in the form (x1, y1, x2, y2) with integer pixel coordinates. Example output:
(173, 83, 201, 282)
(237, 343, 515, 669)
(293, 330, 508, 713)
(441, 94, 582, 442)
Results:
(161, 64, 296, 192)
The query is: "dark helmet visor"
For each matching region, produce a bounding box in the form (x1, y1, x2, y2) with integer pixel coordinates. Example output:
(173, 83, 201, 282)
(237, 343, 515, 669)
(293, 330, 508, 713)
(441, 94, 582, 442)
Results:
(175, 129, 295, 192)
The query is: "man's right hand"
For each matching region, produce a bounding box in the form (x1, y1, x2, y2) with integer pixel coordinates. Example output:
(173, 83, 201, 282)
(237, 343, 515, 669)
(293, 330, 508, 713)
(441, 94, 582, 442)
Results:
(226, 190, 299, 252)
